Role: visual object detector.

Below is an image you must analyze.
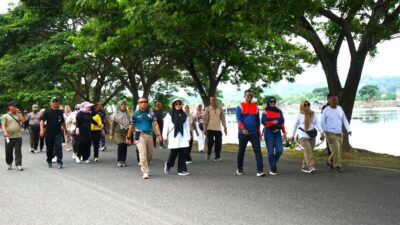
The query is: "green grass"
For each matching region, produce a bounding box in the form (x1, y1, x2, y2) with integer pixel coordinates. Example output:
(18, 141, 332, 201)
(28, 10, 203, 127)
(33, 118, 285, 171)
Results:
(195, 143, 400, 171)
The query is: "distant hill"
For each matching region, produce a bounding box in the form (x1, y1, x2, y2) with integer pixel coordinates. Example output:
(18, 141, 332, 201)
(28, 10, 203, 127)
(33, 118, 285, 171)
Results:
(182, 75, 400, 104)
(359, 75, 400, 93)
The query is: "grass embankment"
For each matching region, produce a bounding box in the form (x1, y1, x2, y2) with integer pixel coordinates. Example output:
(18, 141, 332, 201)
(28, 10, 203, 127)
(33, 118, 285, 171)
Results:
(219, 144, 400, 171)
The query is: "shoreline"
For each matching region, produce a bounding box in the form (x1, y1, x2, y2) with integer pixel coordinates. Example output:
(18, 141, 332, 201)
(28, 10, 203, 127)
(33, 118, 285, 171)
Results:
(198, 142, 400, 171)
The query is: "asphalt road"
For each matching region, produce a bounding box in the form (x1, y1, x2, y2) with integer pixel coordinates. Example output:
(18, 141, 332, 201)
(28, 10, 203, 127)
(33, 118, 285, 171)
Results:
(0, 131, 399, 225)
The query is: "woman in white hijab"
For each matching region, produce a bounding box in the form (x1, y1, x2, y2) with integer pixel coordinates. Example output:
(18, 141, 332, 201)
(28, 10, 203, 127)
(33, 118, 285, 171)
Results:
(110, 100, 130, 167)
(193, 104, 205, 152)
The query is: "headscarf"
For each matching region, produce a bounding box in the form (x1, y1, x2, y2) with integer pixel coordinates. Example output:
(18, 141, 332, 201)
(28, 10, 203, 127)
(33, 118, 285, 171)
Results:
(300, 101, 315, 131)
(265, 96, 281, 113)
(64, 105, 71, 115)
(195, 104, 204, 119)
(80, 101, 93, 113)
(113, 100, 130, 130)
(170, 99, 187, 137)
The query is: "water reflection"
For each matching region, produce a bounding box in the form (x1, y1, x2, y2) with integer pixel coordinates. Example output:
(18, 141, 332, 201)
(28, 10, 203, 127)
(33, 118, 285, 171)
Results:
(352, 109, 399, 124)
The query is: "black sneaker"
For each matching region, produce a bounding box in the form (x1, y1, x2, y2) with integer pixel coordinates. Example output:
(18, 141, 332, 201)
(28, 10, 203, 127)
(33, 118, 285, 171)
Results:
(326, 161, 334, 170)
(335, 166, 343, 173)
(48, 162, 52, 168)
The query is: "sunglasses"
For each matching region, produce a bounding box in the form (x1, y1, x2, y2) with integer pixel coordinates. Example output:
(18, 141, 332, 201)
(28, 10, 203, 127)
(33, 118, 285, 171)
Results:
(303, 103, 310, 107)
(139, 101, 148, 104)
(74, 108, 79, 110)
(245, 94, 254, 97)
(270, 100, 276, 103)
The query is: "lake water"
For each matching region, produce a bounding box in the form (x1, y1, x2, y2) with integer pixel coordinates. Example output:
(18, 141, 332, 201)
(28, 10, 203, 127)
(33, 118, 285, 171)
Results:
(198, 107, 400, 156)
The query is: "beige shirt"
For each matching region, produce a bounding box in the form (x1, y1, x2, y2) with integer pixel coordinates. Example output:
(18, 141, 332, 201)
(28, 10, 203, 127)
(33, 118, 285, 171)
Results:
(204, 106, 226, 131)
(2, 113, 22, 138)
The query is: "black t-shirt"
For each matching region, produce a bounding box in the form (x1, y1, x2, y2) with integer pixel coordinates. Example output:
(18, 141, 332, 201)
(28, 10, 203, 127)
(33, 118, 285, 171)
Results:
(76, 111, 94, 142)
(41, 108, 65, 136)
(153, 109, 164, 126)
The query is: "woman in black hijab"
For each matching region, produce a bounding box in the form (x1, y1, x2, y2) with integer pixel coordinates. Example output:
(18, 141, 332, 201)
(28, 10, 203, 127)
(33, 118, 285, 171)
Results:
(162, 99, 191, 176)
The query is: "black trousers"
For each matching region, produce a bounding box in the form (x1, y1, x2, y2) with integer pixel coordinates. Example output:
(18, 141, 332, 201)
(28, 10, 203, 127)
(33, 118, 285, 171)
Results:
(152, 132, 164, 148)
(92, 131, 101, 158)
(78, 139, 91, 161)
(186, 137, 193, 161)
(72, 135, 79, 154)
(117, 143, 128, 162)
(29, 126, 40, 150)
(167, 148, 188, 173)
(207, 130, 222, 159)
(5, 138, 22, 166)
(135, 145, 140, 163)
(45, 134, 63, 164)
(39, 136, 45, 151)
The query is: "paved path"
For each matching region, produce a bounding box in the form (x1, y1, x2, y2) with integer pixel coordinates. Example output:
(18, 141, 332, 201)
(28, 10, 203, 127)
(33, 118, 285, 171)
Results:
(0, 132, 399, 225)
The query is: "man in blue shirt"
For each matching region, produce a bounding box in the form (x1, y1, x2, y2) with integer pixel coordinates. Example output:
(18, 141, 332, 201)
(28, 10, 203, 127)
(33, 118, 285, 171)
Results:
(236, 90, 265, 177)
(127, 97, 162, 179)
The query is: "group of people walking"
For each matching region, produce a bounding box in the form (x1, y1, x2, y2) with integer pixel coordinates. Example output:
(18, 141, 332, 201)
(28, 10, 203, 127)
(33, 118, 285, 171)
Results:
(2, 90, 351, 179)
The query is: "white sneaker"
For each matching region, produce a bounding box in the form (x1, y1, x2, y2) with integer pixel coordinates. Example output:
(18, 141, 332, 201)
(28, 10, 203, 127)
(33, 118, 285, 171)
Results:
(52, 157, 57, 163)
(256, 171, 266, 177)
(308, 168, 316, 174)
(236, 170, 244, 176)
(301, 168, 309, 174)
(72, 153, 76, 159)
(100, 146, 107, 151)
(66, 148, 71, 152)
(138, 162, 141, 166)
(7, 164, 12, 170)
(178, 172, 190, 176)
(84, 160, 90, 164)
(34, 149, 40, 153)
(269, 170, 279, 176)
(186, 161, 193, 165)
(75, 157, 81, 164)
(164, 161, 170, 174)
(142, 174, 150, 179)
(17, 166, 23, 171)
(94, 158, 99, 162)
(117, 162, 123, 167)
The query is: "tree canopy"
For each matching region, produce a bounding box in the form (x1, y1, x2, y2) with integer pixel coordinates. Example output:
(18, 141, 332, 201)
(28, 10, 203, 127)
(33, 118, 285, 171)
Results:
(1, 0, 399, 119)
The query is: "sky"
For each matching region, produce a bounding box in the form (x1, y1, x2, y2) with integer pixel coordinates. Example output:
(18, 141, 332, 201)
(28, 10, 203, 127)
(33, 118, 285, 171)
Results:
(1, 0, 400, 93)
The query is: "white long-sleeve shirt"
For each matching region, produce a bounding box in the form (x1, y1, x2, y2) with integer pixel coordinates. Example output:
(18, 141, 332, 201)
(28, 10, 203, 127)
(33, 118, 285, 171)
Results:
(291, 113, 322, 139)
(321, 106, 351, 134)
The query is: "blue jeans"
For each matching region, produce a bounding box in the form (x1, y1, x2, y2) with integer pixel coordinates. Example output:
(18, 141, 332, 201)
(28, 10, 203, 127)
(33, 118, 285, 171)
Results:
(237, 133, 264, 173)
(45, 134, 63, 164)
(264, 128, 283, 171)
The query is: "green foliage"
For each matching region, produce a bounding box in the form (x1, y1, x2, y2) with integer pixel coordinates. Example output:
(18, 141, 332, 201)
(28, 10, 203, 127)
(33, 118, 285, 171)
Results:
(358, 85, 380, 101)
(312, 87, 329, 99)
